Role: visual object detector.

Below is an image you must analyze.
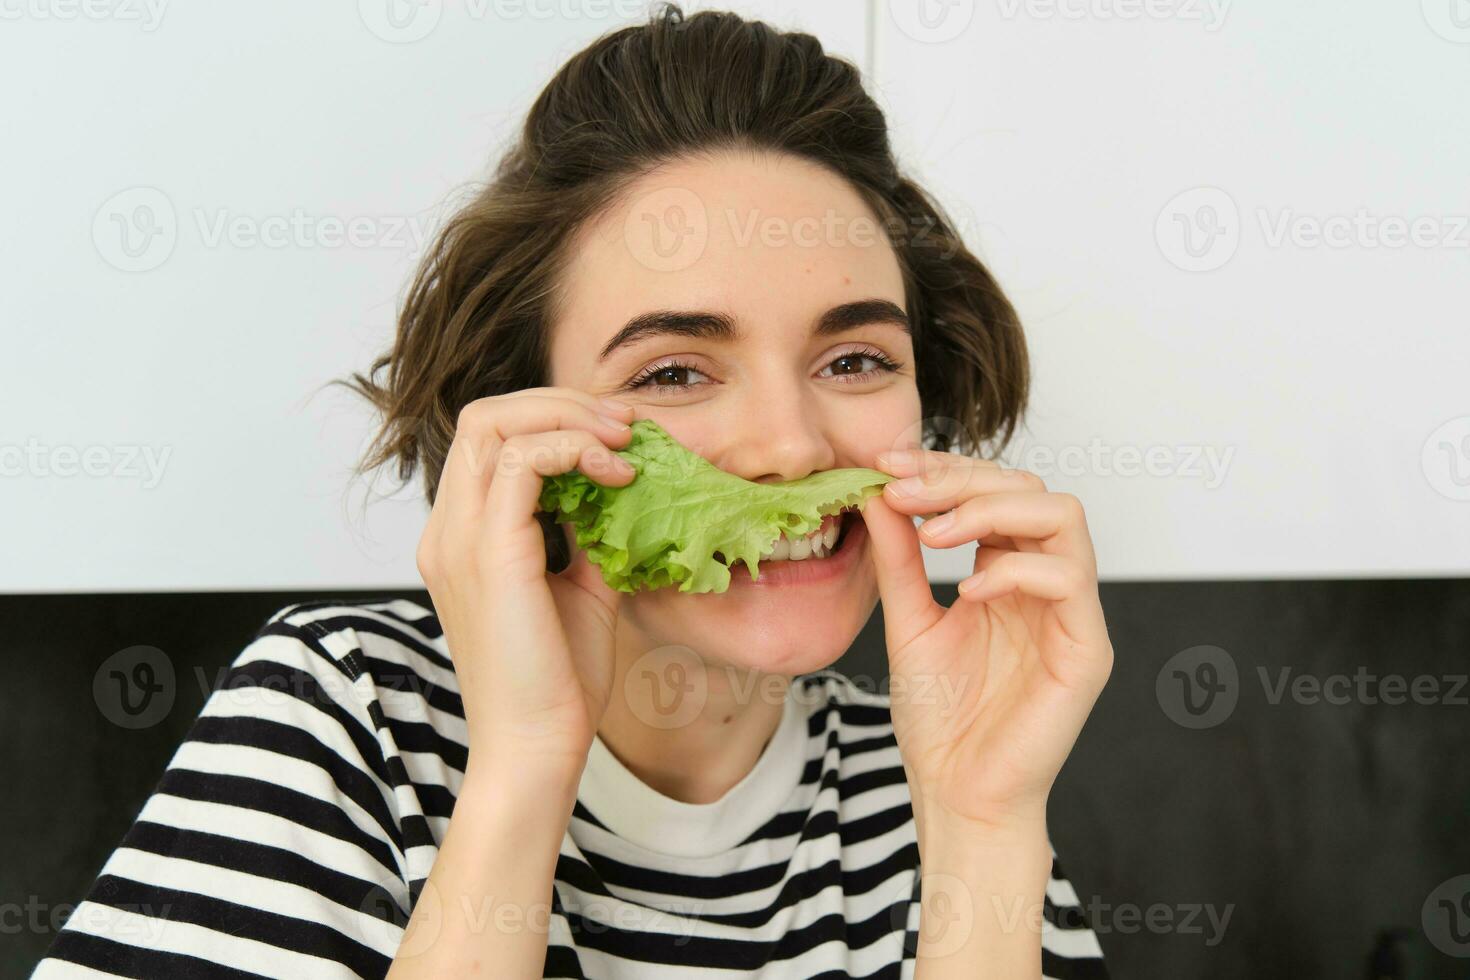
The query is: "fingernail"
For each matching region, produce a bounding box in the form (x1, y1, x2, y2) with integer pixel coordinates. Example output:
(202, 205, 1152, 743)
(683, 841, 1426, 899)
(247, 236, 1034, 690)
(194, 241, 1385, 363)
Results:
(957, 571, 986, 595)
(886, 476, 924, 498)
(600, 397, 633, 415)
(920, 512, 955, 537)
(879, 449, 919, 467)
(597, 413, 630, 431)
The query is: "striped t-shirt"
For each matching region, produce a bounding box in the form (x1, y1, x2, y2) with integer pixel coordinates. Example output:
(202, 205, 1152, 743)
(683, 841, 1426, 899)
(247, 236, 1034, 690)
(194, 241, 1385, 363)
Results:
(35, 597, 1109, 978)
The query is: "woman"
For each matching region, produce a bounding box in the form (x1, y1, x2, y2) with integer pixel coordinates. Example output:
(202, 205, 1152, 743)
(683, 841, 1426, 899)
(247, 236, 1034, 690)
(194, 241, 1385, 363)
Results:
(36, 5, 1113, 977)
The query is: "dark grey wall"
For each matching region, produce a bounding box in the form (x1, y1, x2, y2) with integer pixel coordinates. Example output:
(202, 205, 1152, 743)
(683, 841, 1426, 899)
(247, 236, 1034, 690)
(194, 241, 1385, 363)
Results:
(3, 581, 1467, 978)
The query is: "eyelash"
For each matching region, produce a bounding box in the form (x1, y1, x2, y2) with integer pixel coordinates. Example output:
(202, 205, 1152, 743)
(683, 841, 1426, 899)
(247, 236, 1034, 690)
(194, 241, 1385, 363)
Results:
(623, 346, 904, 396)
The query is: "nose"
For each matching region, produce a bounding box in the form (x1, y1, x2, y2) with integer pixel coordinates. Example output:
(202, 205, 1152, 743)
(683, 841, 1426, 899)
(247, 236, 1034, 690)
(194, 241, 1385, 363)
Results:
(715, 388, 837, 485)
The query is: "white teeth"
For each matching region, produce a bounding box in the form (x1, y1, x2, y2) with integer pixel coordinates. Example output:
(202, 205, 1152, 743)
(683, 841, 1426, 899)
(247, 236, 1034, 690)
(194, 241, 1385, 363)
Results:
(758, 513, 843, 563)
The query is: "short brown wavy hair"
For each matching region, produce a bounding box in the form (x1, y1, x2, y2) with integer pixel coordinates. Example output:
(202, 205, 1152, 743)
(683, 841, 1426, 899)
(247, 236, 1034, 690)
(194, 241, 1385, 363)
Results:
(336, 2, 1028, 508)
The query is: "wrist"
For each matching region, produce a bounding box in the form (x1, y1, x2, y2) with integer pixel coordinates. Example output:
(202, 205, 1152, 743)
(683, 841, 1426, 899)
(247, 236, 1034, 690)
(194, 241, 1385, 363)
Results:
(446, 767, 579, 868)
(462, 748, 585, 813)
(918, 820, 1052, 885)
(912, 790, 1049, 859)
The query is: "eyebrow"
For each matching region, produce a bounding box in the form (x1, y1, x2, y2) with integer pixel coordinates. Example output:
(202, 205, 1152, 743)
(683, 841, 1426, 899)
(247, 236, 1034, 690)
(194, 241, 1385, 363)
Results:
(596, 298, 911, 361)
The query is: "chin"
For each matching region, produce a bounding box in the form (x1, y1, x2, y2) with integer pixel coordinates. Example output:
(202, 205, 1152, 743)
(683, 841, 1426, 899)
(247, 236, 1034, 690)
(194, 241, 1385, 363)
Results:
(709, 621, 861, 677)
(626, 511, 878, 678)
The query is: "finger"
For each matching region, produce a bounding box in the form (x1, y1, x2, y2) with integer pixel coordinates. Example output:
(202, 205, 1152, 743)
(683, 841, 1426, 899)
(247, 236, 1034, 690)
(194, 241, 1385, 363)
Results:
(860, 494, 942, 651)
(500, 385, 636, 419)
(459, 393, 636, 476)
(554, 520, 627, 609)
(426, 429, 499, 579)
(444, 394, 635, 528)
(959, 550, 1077, 601)
(481, 428, 637, 580)
(879, 457, 1045, 516)
(876, 447, 1004, 478)
(916, 491, 1095, 564)
(957, 550, 1109, 666)
(977, 531, 1020, 553)
(874, 448, 1005, 499)
(437, 427, 492, 533)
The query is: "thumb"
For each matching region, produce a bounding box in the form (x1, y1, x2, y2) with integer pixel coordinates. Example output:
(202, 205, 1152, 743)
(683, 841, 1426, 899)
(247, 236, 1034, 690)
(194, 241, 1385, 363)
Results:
(551, 518, 625, 619)
(861, 494, 940, 652)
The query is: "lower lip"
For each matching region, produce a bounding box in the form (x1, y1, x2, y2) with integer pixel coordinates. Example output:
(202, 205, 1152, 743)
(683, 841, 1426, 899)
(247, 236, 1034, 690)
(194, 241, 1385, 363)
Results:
(728, 513, 867, 589)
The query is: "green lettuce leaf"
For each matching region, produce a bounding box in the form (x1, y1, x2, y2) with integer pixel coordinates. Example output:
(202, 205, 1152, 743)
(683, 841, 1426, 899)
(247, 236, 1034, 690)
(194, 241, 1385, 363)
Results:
(538, 418, 894, 594)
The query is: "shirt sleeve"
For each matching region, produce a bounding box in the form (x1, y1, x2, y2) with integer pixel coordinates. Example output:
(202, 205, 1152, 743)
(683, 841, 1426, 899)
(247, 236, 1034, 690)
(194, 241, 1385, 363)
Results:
(32, 604, 412, 980)
(1042, 847, 1110, 979)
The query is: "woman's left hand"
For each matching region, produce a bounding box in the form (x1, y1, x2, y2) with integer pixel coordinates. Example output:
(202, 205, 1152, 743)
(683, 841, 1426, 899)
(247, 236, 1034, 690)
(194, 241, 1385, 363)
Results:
(862, 448, 1113, 838)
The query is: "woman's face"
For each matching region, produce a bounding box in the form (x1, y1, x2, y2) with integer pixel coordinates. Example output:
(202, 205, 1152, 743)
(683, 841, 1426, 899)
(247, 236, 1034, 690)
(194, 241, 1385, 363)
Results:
(549, 148, 923, 677)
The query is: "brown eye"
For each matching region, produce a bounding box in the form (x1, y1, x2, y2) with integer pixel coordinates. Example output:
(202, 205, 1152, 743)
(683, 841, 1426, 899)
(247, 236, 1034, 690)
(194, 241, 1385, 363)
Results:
(818, 348, 901, 381)
(650, 366, 692, 385)
(625, 360, 710, 395)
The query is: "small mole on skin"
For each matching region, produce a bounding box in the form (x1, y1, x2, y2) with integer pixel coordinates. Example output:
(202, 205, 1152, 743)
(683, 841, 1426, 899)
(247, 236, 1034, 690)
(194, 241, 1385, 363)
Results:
(723, 715, 733, 724)
(842, 275, 851, 285)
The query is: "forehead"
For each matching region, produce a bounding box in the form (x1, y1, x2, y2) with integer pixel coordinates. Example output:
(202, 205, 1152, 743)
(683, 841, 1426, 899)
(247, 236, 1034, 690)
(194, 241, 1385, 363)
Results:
(549, 150, 906, 376)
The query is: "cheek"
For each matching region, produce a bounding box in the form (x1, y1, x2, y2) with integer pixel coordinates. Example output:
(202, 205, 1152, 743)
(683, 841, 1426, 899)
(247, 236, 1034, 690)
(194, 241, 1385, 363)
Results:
(845, 387, 925, 462)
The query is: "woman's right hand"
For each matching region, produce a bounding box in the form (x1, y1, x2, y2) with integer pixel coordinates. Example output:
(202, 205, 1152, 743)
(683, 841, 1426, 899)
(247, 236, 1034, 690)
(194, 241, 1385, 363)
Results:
(415, 387, 637, 784)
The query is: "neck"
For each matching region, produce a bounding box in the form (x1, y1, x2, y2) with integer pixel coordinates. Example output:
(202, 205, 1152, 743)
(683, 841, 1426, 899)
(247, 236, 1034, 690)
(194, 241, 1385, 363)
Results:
(599, 619, 789, 805)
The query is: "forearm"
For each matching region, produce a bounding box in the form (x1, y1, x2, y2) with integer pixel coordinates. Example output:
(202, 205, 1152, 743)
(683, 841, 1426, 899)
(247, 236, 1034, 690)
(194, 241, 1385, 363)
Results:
(912, 813, 1053, 980)
(386, 760, 581, 979)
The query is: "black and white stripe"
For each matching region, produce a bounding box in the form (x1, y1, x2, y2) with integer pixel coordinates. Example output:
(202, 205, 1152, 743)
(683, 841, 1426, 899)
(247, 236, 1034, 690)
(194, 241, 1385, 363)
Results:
(34, 598, 1108, 978)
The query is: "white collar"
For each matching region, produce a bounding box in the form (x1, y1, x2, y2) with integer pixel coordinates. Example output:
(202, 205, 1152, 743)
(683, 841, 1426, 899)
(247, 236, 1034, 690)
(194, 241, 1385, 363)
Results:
(576, 683, 809, 858)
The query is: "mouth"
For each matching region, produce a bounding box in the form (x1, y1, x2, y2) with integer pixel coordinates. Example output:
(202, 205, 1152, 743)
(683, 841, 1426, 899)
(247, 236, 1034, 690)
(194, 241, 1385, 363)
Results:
(715, 507, 865, 588)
